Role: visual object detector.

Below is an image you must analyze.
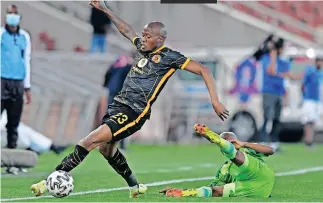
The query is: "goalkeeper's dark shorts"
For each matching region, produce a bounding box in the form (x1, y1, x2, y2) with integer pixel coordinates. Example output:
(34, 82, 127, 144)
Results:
(101, 101, 147, 142)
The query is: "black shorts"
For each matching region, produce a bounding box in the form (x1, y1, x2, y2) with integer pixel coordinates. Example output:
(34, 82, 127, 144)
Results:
(101, 101, 147, 142)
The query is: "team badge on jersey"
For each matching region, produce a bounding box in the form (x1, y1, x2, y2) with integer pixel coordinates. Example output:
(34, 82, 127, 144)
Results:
(152, 55, 161, 63)
(137, 58, 148, 68)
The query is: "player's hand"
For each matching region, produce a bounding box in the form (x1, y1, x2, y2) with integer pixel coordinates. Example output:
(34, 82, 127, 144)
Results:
(25, 89, 31, 104)
(89, 0, 103, 11)
(230, 140, 245, 149)
(212, 101, 229, 121)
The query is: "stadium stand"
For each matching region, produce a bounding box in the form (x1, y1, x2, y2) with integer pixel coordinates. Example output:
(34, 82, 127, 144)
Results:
(19, 53, 117, 144)
(258, 1, 323, 28)
(221, 1, 323, 43)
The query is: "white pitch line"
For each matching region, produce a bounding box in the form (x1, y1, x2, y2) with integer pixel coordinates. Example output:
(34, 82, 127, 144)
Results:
(2, 166, 323, 202)
(275, 166, 323, 176)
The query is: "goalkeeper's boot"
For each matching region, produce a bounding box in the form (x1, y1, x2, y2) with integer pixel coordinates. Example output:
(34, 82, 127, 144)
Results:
(164, 189, 198, 197)
(165, 189, 184, 197)
(194, 124, 221, 144)
(30, 180, 47, 197)
(129, 183, 147, 198)
(181, 189, 199, 197)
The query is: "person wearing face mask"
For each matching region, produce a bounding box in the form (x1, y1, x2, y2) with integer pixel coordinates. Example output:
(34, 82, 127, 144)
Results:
(1, 5, 32, 159)
(300, 57, 323, 148)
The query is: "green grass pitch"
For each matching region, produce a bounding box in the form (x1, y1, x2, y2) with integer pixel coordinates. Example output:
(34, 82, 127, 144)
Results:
(1, 144, 323, 202)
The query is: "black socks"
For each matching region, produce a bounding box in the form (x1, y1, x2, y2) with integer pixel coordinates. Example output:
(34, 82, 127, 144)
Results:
(106, 149, 138, 187)
(55, 145, 89, 172)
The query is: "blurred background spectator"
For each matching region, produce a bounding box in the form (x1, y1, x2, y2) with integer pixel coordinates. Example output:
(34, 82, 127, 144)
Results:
(103, 53, 133, 150)
(258, 38, 302, 152)
(1, 4, 32, 174)
(89, 6, 111, 53)
(103, 54, 133, 105)
(301, 57, 323, 149)
(259, 39, 289, 152)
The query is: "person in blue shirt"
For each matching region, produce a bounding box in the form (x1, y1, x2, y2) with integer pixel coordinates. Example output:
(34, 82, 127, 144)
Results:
(1, 4, 32, 152)
(259, 42, 298, 152)
(301, 57, 323, 148)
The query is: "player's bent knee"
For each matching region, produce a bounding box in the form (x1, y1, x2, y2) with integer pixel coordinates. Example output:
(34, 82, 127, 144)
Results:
(98, 142, 118, 159)
(78, 125, 113, 151)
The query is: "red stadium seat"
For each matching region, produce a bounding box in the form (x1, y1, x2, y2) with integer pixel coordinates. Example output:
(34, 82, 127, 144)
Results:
(38, 32, 56, 51)
(73, 45, 85, 52)
(46, 39, 55, 51)
(222, 1, 323, 41)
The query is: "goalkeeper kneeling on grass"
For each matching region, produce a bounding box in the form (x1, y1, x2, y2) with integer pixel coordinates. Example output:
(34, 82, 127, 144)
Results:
(160, 124, 275, 198)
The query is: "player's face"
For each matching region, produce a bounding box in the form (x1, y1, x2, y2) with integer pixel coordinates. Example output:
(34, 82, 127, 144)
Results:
(222, 134, 241, 149)
(6, 7, 19, 32)
(277, 47, 284, 55)
(141, 26, 160, 52)
(316, 59, 323, 69)
(223, 136, 234, 142)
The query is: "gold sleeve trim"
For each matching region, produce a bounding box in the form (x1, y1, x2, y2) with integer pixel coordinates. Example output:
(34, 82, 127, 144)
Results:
(180, 58, 191, 70)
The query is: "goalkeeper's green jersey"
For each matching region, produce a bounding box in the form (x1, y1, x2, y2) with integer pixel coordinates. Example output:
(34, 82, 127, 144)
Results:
(209, 147, 272, 187)
(209, 147, 275, 197)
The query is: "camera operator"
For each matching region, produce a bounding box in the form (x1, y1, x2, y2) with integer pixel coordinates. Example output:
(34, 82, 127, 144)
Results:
(259, 36, 298, 152)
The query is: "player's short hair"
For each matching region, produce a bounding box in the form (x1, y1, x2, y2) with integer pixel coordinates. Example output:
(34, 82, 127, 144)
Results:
(147, 21, 167, 38)
(220, 132, 237, 140)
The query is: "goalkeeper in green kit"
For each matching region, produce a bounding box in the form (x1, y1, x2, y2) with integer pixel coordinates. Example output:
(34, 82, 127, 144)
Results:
(160, 124, 275, 198)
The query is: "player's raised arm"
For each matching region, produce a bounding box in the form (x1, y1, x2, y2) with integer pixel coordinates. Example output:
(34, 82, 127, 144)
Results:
(184, 61, 229, 121)
(89, 0, 138, 42)
(232, 140, 275, 156)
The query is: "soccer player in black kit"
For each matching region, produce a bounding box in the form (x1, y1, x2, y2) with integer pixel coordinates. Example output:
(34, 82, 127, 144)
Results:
(31, 0, 230, 198)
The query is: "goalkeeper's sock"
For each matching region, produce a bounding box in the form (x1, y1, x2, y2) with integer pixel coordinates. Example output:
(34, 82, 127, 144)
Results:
(55, 145, 89, 172)
(203, 129, 237, 160)
(196, 187, 213, 197)
(218, 138, 237, 160)
(105, 149, 138, 187)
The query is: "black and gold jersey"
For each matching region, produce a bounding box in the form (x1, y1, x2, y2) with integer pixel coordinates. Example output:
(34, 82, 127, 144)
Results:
(113, 37, 190, 118)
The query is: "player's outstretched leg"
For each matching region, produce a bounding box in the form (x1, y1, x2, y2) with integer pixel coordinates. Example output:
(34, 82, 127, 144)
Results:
(194, 124, 237, 160)
(30, 125, 113, 196)
(99, 142, 147, 198)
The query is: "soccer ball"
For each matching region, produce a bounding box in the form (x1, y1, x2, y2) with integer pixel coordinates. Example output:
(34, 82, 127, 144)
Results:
(46, 170, 74, 198)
